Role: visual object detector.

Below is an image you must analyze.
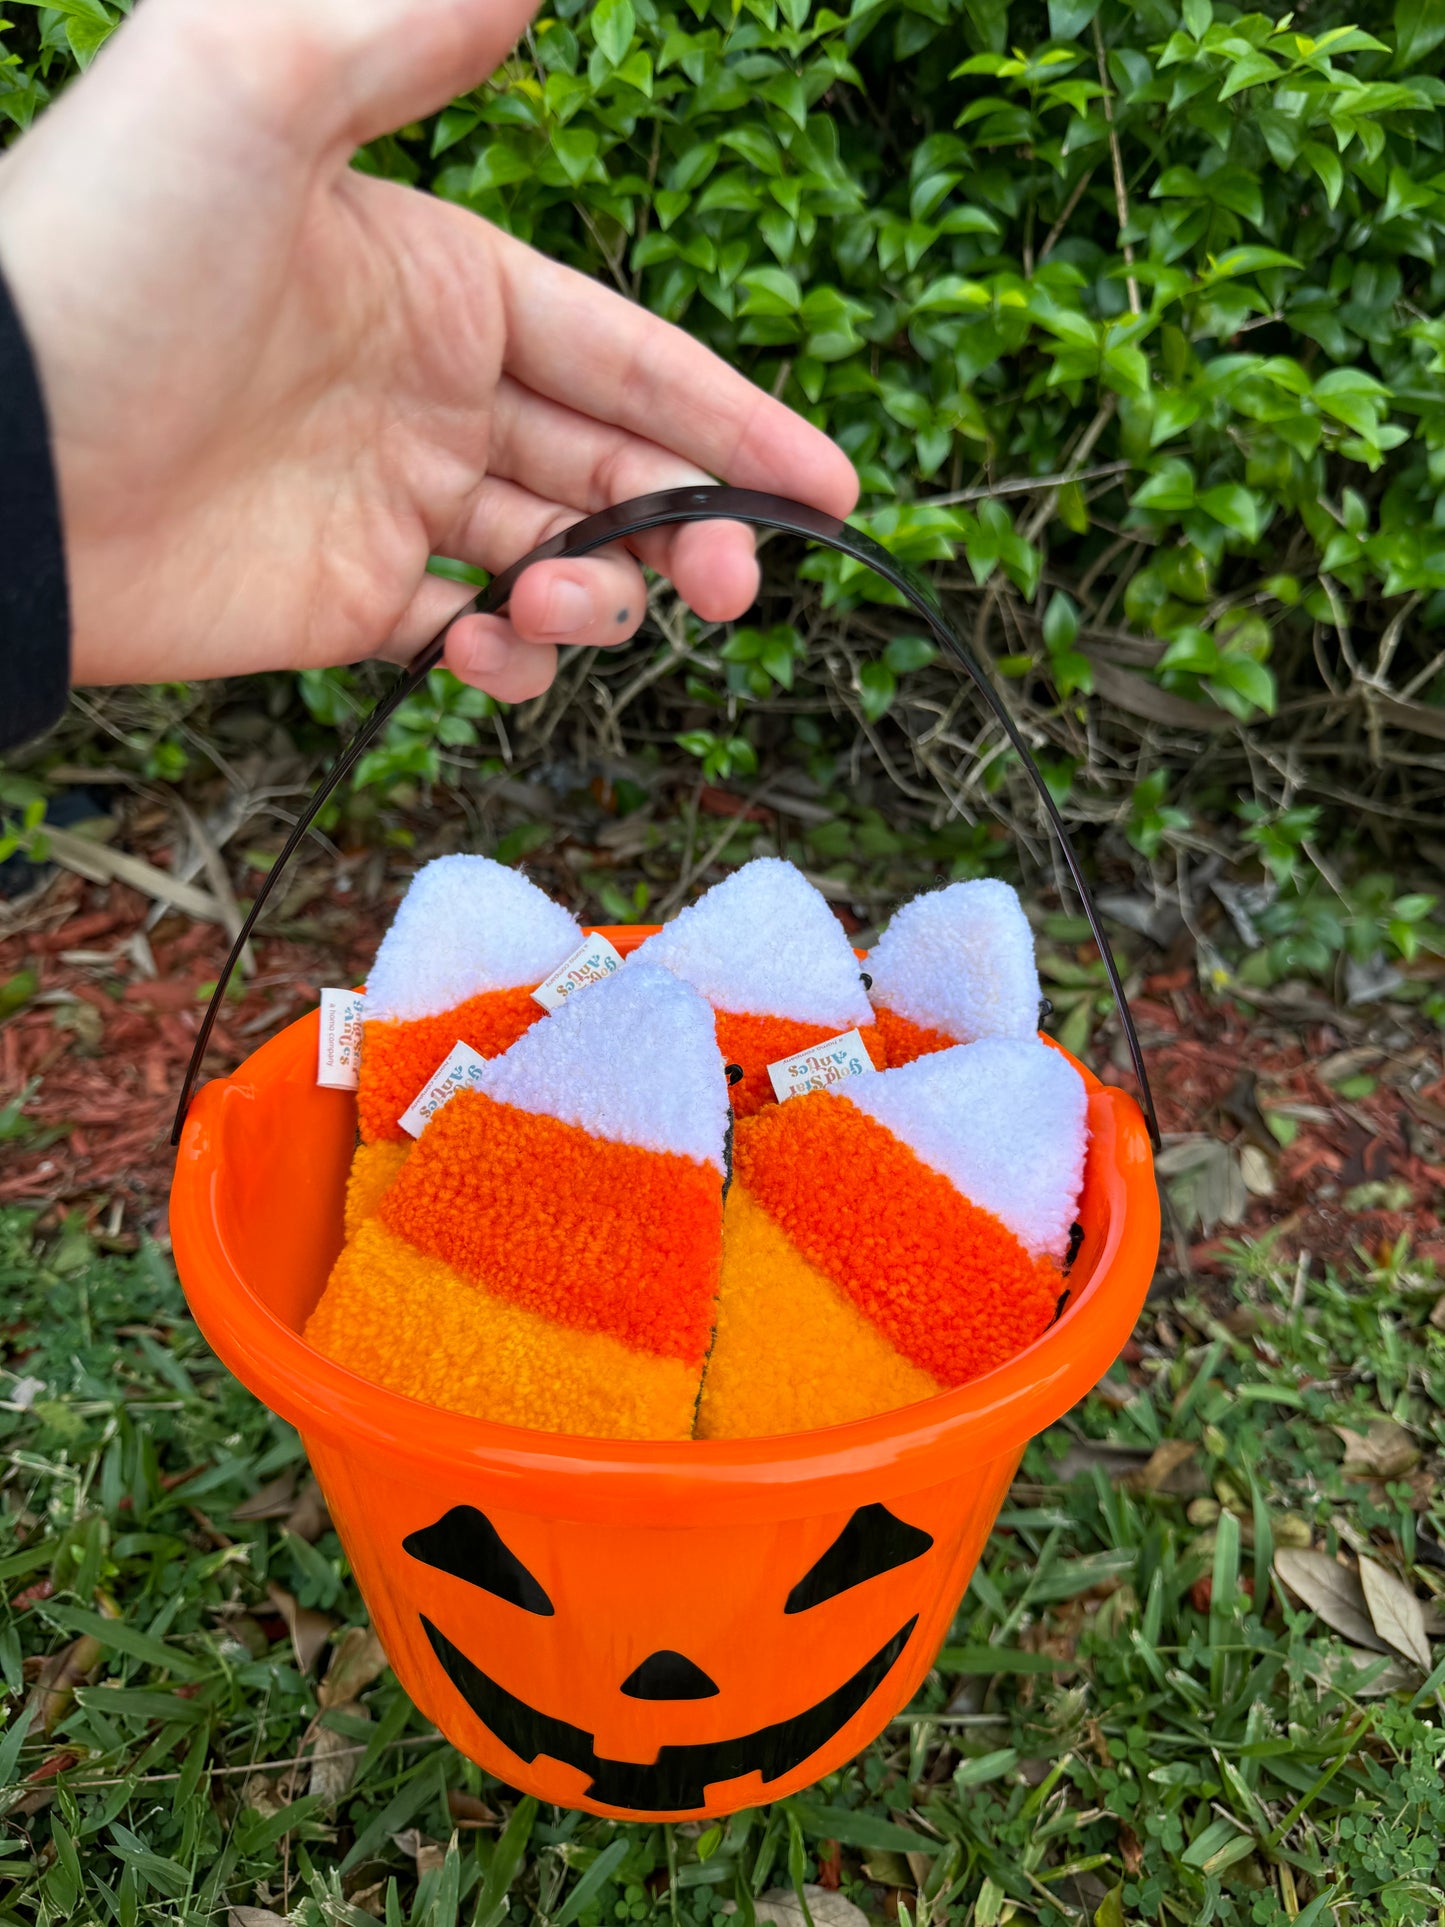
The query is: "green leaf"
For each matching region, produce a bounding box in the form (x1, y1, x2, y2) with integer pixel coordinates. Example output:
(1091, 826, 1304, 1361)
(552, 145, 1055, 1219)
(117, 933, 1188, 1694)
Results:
(1218, 50, 1280, 98)
(953, 1748, 1020, 1787)
(1213, 655, 1277, 713)
(475, 1798, 539, 1927)
(555, 1840, 631, 1927)
(1043, 591, 1080, 653)
(858, 660, 897, 721)
(1160, 627, 1220, 673)
(592, 0, 635, 66)
(1133, 461, 1197, 513)
(786, 1803, 942, 1854)
(884, 634, 937, 673)
(1198, 483, 1263, 541)
(1393, 0, 1445, 69)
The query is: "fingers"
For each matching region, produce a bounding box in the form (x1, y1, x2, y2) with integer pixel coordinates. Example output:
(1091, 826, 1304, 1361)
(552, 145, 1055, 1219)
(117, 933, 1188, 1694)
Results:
(484, 377, 762, 619)
(324, 0, 542, 143)
(491, 229, 860, 521)
(436, 473, 654, 648)
(444, 617, 558, 704)
(381, 575, 560, 706)
(156, 0, 541, 149)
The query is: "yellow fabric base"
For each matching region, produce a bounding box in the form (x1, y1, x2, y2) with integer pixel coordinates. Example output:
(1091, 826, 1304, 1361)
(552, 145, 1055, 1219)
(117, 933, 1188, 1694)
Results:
(306, 1218, 700, 1440)
(345, 1140, 413, 1238)
(696, 1185, 941, 1439)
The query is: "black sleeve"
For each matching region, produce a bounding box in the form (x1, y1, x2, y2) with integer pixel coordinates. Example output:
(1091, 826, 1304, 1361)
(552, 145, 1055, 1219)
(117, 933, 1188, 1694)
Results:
(0, 258, 70, 753)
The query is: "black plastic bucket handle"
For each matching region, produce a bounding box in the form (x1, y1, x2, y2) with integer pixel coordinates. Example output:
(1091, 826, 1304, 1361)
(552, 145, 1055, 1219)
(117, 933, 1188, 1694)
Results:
(172, 486, 1161, 1149)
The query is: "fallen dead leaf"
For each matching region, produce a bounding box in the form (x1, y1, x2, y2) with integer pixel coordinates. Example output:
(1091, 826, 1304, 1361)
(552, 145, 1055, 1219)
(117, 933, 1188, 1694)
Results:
(229, 1912, 290, 1927)
(283, 1479, 331, 1544)
(266, 1581, 336, 1676)
(447, 1787, 499, 1828)
(1239, 1144, 1275, 1197)
(1126, 1439, 1200, 1495)
(347, 1879, 389, 1920)
(240, 1775, 283, 1821)
(230, 1470, 299, 1522)
(1314, 1645, 1419, 1698)
(735, 1892, 870, 1927)
(1359, 1557, 1433, 1672)
(1273, 1548, 1391, 1652)
(392, 1829, 447, 1878)
(308, 1711, 368, 1805)
(1333, 1420, 1420, 1481)
(26, 1633, 105, 1735)
(319, 1625, 390, 1710)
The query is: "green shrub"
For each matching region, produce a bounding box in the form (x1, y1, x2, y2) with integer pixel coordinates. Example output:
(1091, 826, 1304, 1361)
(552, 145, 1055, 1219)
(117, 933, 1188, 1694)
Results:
(4, 0, 1444, 992)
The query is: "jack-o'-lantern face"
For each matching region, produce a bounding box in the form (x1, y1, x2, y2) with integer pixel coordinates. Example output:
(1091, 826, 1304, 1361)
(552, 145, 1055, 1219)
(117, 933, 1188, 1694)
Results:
(403, 1501, 934, 1813)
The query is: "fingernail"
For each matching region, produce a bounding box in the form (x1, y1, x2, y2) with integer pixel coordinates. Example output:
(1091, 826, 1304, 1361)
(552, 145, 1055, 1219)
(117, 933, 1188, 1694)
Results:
(541, 578, 591, 635)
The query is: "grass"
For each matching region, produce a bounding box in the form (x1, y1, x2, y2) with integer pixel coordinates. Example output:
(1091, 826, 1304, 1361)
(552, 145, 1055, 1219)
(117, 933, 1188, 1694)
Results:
(1, 1208, 1444, 1926)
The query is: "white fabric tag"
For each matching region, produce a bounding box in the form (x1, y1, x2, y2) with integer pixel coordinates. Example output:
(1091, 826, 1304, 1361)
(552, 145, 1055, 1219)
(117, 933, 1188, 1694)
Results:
(767, 1028, 877, 1103)
(316, 988, 366, 1090)
(398, 1039, 488, 1138)
(531, 933, 625, 1011)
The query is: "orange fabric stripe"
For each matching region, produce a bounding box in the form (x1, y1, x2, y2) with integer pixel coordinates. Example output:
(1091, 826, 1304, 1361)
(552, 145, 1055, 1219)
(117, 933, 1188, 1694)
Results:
(307, 1220, 701, 1440)
(357, 986, 544, 1143)
(697, 1185, 942, 1438)
(378, 1090, 722, 1366)
(345, 1139, 412, 1237)
(713, 1011, 884, 1118)
(733, 1093, 1059, 1387)
(872, 1004, 956, 1067)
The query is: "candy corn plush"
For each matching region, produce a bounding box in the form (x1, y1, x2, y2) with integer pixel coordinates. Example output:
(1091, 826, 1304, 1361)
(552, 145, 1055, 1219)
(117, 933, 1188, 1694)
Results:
(866, 878, 1043, 1067)
(345, 855, 583, 1234)
(696, 1037, 1087, 1438)
(634, 857, 882, 1116)
(306, 964, 731, 1440)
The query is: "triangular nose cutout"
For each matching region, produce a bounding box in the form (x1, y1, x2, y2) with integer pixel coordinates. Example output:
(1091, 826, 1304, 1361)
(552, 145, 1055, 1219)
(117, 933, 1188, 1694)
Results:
(620, 1650, 720, 1700)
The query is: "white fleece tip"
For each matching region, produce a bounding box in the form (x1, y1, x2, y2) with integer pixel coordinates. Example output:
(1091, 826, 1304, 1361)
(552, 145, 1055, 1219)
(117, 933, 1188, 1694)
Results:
(634, 858, 872, 1027)
(479, 963, 730, 1170)
(867, 879, 1041, 1043)
(840, 1037, 1087, 1257)
(365, 855, 582, 1022)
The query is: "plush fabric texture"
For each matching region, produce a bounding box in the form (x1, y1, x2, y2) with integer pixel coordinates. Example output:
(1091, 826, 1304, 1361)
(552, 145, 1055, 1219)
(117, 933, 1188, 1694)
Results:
(843, 1038, 1087, 1260)
(698, 1040, 1083, 1436)
(349, 859, 580, 1228)
(633, 859, 876, 1115)
(871, 1006, 957, 1069)
(479, 963, 729, 1169)
(635, 858, 873, 1026)
(308, 1220, 700, 1438)
(378, 1091, 722, 1363)
(867, 879, 1041, 1058)
(345, 1140, 412, 1238)
(732, 1091, 1062, 1383)
(306, 966, 728, 1439)
(713, 1009, 885, 1120)
(695, 1186, 941, 1439)
(364, 854, 582, 1023)
(358, 986, 543, 1146)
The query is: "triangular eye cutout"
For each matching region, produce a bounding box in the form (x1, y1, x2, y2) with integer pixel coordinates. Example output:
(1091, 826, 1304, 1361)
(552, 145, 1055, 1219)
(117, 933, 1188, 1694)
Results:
(784, 1504, 934, 1614)
(402, 1506, 554, 1616)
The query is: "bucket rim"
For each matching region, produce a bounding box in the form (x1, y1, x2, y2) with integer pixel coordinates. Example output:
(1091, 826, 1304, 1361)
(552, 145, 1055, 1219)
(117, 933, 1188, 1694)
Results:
(169, 930, 1159, 1519)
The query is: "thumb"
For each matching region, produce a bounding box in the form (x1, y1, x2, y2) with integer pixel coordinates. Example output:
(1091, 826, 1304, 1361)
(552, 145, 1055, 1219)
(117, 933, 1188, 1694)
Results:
(295, 0, 544, 145)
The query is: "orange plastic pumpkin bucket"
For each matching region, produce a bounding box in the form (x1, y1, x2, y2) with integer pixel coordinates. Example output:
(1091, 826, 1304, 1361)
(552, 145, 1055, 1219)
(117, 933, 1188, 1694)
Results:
(168, 489, 1161, 1821)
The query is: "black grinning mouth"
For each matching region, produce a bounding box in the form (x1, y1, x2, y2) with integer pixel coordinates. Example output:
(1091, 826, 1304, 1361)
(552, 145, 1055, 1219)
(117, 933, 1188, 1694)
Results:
(420, 1613, 918, 1812)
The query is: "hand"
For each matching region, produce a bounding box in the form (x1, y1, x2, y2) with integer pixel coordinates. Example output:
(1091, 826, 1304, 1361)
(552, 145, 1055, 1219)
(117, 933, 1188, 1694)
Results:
(0, 0, 857, 702)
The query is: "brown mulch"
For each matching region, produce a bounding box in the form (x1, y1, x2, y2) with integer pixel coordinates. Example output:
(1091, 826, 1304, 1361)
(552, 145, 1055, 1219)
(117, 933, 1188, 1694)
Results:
(0, 863, 386, 1242)
(1113, 964, 1445, 1276)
